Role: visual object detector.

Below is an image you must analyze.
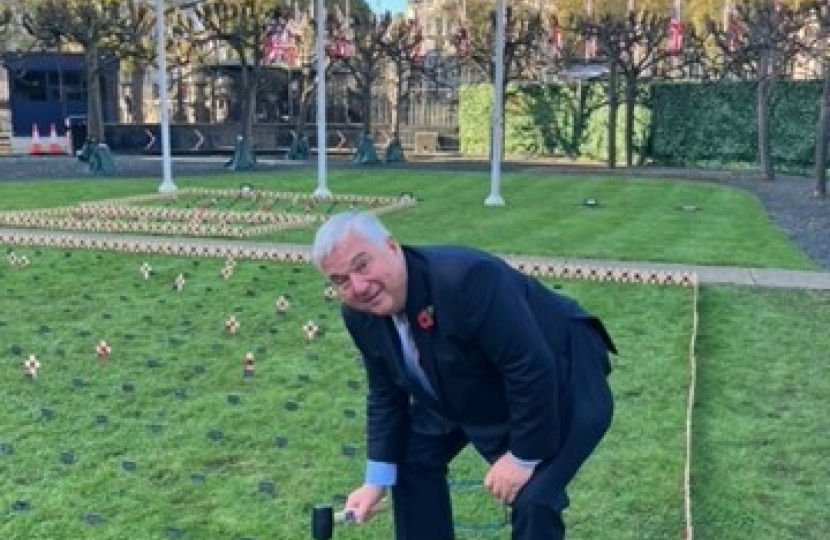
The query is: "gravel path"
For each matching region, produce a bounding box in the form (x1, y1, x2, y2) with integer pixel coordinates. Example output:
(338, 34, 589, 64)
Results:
(712, 174, 829, 271)
(0, 155, 827, 270)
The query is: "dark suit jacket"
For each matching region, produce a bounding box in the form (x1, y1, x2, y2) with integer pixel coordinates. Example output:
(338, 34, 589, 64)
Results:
(342, 245, 616, 466)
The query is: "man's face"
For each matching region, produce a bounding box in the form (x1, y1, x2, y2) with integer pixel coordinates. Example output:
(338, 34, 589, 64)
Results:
(320, 231, 407, 316)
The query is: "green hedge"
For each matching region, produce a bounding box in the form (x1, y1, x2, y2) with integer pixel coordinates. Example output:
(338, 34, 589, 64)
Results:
(459, 82, 649, 162)
(649, 80, 821, 167)
(458, 79, 822, 168)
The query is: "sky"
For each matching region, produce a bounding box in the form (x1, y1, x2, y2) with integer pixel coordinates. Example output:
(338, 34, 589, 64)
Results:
(370, 0, 407, 14)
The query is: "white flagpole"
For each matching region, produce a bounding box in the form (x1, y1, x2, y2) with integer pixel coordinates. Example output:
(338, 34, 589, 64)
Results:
(486, 0, 506, 206)
(156, 0, 176, 193)
(314, 0, 331, 196)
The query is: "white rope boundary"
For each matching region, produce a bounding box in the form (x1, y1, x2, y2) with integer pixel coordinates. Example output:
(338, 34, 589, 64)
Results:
(683, 278, 700, 540)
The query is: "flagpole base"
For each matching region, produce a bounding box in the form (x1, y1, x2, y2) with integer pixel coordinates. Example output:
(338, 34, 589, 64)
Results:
(484, 194, 505, 206)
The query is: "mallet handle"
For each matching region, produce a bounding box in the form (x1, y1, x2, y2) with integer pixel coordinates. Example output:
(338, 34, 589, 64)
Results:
(334, 509, 355, 524)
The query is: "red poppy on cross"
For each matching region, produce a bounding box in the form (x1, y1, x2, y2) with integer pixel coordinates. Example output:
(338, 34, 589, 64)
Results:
(96, 341, 111, 364)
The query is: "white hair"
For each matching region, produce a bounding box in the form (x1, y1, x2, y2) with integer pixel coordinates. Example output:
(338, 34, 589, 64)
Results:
(311, 211, 391, 270)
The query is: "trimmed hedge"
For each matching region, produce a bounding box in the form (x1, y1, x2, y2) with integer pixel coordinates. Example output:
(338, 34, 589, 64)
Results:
(458, 79, 822, 168)
(459, 82, 648, 162)
(649, 80, 821, 167)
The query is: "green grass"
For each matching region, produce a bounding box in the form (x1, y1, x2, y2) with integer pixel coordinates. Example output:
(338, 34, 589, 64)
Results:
(0, 250, 692, 539)
(693, 287, 830, 539)
(0, 170, 828, 539)
(0, 169, 816, 269)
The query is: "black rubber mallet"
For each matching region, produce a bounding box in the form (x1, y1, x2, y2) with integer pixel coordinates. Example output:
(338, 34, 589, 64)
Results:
(311, 504, 354, 539)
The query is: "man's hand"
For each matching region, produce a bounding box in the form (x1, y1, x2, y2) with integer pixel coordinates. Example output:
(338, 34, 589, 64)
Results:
(343, 484, 387, 523)
(484, 453, 534, 505)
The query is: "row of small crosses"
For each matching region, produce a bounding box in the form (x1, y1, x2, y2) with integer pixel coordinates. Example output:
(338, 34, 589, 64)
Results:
(0, 234, 314, 262)
(510, 260, 699, 287)
(23, 348, 272, 379)
(23, 341, 111, 377)
(225, 314, 320, 341)
(6, 251, 30, 267)
(8, 240, 697, 288)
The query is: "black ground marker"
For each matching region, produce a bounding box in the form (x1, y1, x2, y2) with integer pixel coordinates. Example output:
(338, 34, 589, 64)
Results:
(258, 480, 276, 497)
(11, 500, 31, 513)
(166, 527, 186, 538)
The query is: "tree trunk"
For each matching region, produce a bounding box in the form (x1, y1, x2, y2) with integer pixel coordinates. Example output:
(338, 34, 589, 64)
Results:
(606, 63, 619, 169)
(242, 65, 256, 142)
(624, 74, 637, 167)
(130, 67, 146, 124)
(814, 61, 830, 199)
(295, 74, 312, 137)
(757, 50, 775, 182)
(571, 82, 589, 158)
(361, 77, 373, 136)
(85, 47, 104, 142)
(393, 64, 404, 139)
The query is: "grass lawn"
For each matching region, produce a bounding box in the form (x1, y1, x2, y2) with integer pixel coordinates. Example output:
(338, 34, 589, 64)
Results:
(0, 168, 816, 269)
(0, 169, 827, 539)
(693, 287, 830, 539)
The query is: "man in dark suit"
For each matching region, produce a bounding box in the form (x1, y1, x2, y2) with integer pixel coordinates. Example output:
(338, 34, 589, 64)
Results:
(311, 211, 616, 540)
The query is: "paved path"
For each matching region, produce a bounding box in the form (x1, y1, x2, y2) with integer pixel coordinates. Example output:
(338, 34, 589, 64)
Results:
(2, 227, 829, 290)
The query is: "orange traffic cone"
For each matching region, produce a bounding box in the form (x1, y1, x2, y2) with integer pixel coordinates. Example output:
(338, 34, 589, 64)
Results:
(30, 124, 42, 155)
(48, 123, 63, 155)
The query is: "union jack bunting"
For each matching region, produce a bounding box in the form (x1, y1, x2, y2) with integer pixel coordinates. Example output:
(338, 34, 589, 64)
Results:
(723, 1, 745, 52)
(263, 14, 301, 67)
(584, 0, 597, 60)
(453, 25, 472, 58)
(409, 8, 427, 61)
(547, 14, 563, 59)
(667, 0, 684, 54)
(327, 6, 355, 59)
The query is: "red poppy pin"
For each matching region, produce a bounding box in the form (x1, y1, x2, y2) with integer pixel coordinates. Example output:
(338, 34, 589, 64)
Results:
(417, 306, 435, 330)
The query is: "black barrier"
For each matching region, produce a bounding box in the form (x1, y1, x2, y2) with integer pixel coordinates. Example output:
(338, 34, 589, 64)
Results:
(102, 123, 459, 155)
(65, 115, 87, 155)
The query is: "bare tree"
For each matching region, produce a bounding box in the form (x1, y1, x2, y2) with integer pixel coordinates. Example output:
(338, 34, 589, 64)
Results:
(449, 1, 547, 159)
(328, 9, 391, 162)
(22, 0, 123, 142)
(184, 0, 282, 153)
(590, 8, 699, 167)
(704, 1, 808, 182)
(802, 1, 830, 199)
(378, 13, 426, 159)
(112, 0, 158, 124)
